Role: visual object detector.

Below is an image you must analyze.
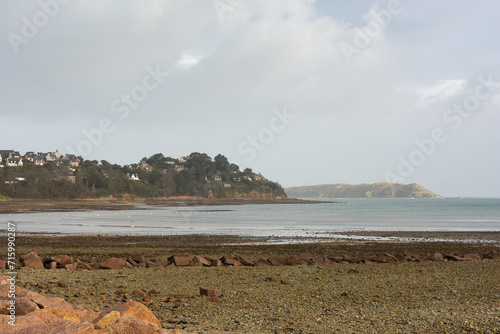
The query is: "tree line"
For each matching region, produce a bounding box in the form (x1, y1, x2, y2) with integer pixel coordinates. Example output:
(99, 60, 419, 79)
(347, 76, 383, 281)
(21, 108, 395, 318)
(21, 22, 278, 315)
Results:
(0, 152, 286, 199)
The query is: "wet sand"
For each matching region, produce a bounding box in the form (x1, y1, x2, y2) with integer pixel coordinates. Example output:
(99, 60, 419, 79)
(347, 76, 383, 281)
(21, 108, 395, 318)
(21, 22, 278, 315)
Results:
(0, 197, 325, 214)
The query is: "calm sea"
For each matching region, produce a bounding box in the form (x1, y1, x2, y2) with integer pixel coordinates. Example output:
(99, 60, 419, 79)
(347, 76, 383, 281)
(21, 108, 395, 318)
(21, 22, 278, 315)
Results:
(2, 198, 499, 237)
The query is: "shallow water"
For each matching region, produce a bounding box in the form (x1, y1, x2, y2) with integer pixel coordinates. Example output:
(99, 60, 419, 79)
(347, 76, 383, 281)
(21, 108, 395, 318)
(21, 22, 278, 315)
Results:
(1, 198, 499, 237)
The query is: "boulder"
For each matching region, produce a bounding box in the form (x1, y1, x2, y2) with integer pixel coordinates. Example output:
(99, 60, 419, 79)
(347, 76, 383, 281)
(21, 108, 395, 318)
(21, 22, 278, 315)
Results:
(192, 256, 210, 266)
(100, 257, 128, 270)
(210, 259, 223, 267)
(221, 257, 241, 266)
(236, 256, 254, 266)
(463, 253, 482, 261)
(430, 252, 444, 262)
(280, 279, 292, 285)
(93, 310, 121, 329)
(51, 255, 73, 266)
(21, 252, 41, 262)
(96, 300, 161, 330)
(287, 256, 306, 266)
(168, 255, 190, 267)
(23, 258, 45, 269)
(267, 255, 289, 266)
(199, 287, 218, 297)
(64, 263, 78, 270)
(254, 258, 271, 267)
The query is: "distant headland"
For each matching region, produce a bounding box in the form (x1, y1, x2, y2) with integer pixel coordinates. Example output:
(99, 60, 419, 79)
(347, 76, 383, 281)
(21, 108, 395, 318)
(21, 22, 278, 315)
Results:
(285, 182, 441, 199)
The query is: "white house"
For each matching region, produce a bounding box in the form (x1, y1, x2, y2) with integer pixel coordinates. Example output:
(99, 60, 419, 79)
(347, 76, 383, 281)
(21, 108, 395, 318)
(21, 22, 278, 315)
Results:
(128, 173, 140, 181)
(6, 158, 23, 167)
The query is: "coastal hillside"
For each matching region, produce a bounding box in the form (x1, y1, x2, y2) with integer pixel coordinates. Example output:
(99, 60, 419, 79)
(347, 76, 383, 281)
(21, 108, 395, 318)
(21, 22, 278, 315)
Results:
(285, 182, 441, 199)
(0, 150, 286, 199)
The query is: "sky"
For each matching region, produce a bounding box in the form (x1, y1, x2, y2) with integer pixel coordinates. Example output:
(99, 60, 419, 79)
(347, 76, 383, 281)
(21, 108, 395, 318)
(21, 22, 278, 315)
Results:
(1, 0, 500, 197)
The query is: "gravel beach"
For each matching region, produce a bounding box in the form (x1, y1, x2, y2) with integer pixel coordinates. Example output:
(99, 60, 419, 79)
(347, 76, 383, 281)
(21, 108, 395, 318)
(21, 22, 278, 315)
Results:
(6, 260, 500, 333)
(2, 233, 499, 333)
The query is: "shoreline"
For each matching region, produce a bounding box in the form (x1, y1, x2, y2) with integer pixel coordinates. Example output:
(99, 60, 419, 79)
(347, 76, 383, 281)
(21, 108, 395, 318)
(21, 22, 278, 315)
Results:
(0, 197, 328, 214)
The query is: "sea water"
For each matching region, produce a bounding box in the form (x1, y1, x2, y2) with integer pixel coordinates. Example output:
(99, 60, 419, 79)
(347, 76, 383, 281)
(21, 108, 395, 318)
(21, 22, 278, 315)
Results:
(1, 198, 499, 237)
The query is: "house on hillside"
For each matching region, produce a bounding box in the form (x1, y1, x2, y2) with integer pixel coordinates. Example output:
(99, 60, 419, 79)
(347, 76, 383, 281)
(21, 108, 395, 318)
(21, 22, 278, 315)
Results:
(175, 165, 186, 172)
(69, 158, 80, 167)
(128, 173, 140, 181)
(165, 158, 176, 165)
(24, 152, 36, 162)
(212, 173, 222, 181)
(8, 151, 21, 160)
(6, 158, 23, 167)
(139, 160, 153, 172)
(15, 174, 26, 182)
(45, 152, 58, 162)
(34, 157, 45, 166)
(0, 154, 2, 163)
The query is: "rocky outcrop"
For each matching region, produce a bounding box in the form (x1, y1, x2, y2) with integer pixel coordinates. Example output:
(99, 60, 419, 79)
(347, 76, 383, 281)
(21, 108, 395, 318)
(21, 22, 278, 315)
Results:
(0, 277, 178, 334)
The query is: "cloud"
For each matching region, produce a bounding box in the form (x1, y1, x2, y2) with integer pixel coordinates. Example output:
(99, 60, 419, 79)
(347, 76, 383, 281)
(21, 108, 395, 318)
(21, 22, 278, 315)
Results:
(1, 0, 499, 197)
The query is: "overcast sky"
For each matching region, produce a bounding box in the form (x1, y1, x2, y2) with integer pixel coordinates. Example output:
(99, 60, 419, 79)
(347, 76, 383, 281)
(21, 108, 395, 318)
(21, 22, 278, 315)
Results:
(1, 0, 500, 197)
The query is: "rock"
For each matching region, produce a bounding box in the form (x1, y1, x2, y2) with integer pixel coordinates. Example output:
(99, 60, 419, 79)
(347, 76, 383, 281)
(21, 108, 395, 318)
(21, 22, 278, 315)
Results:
(268, 255, 289, 266)
(21, 251, 41, 262)
(265, 277, 277, 282)
(328, 257, 344, 263)
(47, 261, 58, 270)
(343, 255, 360, 263)
(100, 312, 161, 333)
(133, 289, 147, 299)
(347, 269, 360, 274)
(237, 256, 254, 266)
(443, 253, 465, 261)
(463, 253, 482, 261)
(96, 300, 161, 330)
(394, 254, 407, 262)
(430, 252, 444, 261)
(281, 279, 292, 285)
(101, 257, 128, 269)
(483, 250, 500, 260)
(254, 258, 271, 267)
(0, 261, 6, 270)
(51, 255, 73, 266)
(211, 259, 223, 267)
(192, 256, 210, 266)
(23, 258, 45, 269)
(168, 255, 190, 266)
(12, 318, 97, 333)
(221, 257, 241, 266)
(199, 287, 218, 297)
(64, 263, 78, 270)
(93, 310, 121, 329)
